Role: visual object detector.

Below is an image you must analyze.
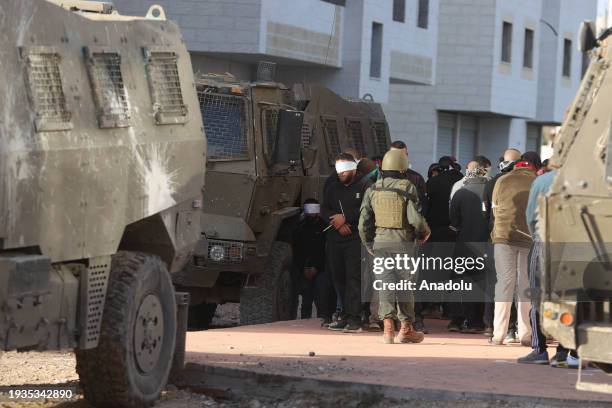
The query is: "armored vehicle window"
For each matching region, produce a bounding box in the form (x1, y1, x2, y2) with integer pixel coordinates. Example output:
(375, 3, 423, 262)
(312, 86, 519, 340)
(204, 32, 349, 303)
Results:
(323, 117, 341, 161)
(263, 108, 280, 163)
(199, 92, 248, 160)
(373, 122, 388, 156)
(301, 122, 312, 148)
(25, 52, 72, 132)
(145, 51, 188, 124)
(346, 119, 365, 157)
(86, 51, 130, 128)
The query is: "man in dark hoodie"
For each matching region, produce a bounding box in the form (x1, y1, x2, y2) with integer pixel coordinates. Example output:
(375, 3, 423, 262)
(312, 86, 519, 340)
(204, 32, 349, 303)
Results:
(322, 153, 371, 332)
(426, 156, 463, 242)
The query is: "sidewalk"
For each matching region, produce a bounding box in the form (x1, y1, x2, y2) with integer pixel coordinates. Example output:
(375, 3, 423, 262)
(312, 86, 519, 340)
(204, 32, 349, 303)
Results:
(184, 318, 612, 404)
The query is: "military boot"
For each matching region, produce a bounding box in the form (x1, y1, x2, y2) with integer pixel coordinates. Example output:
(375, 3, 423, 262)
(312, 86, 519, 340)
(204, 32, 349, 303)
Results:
(383, 319, 395, 344)
(396, 321, 424, 343)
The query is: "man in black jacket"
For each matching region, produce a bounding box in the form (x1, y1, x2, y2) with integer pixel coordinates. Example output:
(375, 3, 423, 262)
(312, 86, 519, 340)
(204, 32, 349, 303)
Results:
(292, 199, 334, 324)
(426, 156, 463, 241)
(448, 161, 490, 332)
(390, 141, 427, 215)
(321, 153, 371, 332)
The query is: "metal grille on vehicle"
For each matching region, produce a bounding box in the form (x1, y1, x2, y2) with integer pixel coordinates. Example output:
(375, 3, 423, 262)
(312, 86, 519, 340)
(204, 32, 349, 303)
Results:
(323, 118, 341, 157)
(373, 122, 388, 156)
(199, 91, 248, 160)
(579, 300, 612, 323)
(146, 51, 187, 121)
(88, 52, 130, 128)
(82, 258, 110, 349)
(301, 123, 312, 148)
(208, 240, 244, 264)
(26, 53, 71, 129)
(346, 120, 365, 157)
(264, 108, 279, 161)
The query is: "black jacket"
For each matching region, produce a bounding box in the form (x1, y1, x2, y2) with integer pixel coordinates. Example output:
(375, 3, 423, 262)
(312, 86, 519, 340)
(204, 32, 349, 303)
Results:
(450, 177, 490, 242)
(405, 168, 427, 215)
(321, 176, 370, 242)
(425, 169, 463, 227)
(292, 216, 327, 272)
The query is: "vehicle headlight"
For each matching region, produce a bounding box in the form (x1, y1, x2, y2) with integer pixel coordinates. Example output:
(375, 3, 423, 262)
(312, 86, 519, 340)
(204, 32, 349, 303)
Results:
(209, 245, 225, 262)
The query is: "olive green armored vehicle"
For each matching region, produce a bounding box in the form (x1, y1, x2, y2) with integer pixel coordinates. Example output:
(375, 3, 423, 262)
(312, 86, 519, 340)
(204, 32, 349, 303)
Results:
(539, 21, 612, 392)
(0, 1, 205, 406)
(173, 67, 390, 326)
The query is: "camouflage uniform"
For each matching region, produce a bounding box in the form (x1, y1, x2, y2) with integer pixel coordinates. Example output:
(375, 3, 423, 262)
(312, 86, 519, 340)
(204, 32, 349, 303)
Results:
(358, 177, 430, 322)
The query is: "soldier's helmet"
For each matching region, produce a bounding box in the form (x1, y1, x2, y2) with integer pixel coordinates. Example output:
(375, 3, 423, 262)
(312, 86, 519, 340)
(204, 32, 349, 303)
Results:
(381, 149, 409, 171)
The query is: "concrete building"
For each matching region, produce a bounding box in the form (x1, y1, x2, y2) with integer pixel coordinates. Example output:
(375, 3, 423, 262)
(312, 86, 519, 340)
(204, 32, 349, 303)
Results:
(113, 0, 596, 175)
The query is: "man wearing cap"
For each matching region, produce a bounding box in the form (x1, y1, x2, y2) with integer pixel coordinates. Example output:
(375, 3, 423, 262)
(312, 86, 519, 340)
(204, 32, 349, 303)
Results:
(359, 150, 430, 344)
(321, 153, 371, 332)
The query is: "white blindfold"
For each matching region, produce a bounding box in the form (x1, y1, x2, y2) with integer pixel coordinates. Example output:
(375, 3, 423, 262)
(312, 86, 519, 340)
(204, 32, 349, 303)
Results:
(335, 160, 357, 174)
(303, 203, 320, 214)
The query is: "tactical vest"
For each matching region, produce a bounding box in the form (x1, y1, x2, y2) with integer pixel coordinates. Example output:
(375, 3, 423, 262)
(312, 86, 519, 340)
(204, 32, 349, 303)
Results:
(371, 179, 416, 229)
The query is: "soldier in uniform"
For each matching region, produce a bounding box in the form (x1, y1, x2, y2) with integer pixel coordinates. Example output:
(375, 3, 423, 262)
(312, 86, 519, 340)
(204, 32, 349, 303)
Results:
(359, 150, 431, 344)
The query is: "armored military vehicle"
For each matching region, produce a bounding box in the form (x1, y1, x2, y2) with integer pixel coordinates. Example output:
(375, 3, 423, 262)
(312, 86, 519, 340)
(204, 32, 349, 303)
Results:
(539, 21, 612, 392)
(173, 67, 390, 326)
(0, 1, 205, 406)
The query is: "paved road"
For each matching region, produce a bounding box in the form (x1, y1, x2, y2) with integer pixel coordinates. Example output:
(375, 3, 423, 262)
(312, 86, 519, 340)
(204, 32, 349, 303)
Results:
(184, 318, 612, 405)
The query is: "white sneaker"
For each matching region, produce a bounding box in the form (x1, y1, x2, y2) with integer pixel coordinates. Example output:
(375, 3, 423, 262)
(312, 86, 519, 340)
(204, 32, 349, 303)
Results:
(555, 354, 580, 369)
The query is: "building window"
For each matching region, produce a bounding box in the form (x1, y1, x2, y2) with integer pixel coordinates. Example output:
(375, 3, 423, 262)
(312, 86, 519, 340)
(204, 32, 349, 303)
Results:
(393, 0, 405, 23)
(417, 0, 429, 29)
(523, 28, 534, 69)
(563, 39, 572, 78)
(321, 0, 346, 5)
(501, 22, 512, 63)
(370, 22, 383, 78)
(581, 51, 590, 78)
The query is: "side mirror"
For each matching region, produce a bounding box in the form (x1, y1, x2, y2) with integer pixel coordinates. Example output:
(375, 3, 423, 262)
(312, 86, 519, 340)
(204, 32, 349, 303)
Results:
(274, 109, 304, 165)
(578, 20, 597, 53)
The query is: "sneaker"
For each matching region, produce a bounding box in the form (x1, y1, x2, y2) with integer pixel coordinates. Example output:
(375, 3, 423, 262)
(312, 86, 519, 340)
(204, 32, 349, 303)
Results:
(555, 354, 580, 369)
(320, 316, 332, 327)
(343, 322, 363, 333)
(461, 325, 484, 334)
(413, 320, 429, 334)
(517, 350, 549, 364)
(328, 319, 347, 331)
(550, 350, 568, 367)
(447, 321, 462, 332)
(365, 321, 382, 332)
(482, 326, 494, 337)
(488, 337, 504, 345)
(505, 330, 519, 344)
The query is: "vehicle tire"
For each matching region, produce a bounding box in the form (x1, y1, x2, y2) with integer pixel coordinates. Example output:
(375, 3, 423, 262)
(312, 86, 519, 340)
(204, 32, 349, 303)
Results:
(75, 251, 176, 408)
(187, 303, 217, 330)
(240, 241, 297, 325)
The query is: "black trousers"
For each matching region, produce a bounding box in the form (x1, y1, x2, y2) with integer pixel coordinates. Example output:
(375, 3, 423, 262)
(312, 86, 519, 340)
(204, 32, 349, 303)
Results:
(327, 239, 362, 324)
(299, 268, 335, 319)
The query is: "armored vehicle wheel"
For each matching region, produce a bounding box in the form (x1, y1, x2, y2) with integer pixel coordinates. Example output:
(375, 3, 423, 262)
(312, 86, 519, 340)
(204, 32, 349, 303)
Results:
(240, 241, 297, 325)
(187, 303, 217, 330)
(76, 251, 176, 408)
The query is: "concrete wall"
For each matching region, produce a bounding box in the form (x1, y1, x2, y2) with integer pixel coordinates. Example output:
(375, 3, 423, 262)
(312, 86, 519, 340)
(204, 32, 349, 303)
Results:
(490, 0, 542, 117)
(113, 0, 262, 54)
(535, 0, 598, 123)
(260, 0, 342, 66)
